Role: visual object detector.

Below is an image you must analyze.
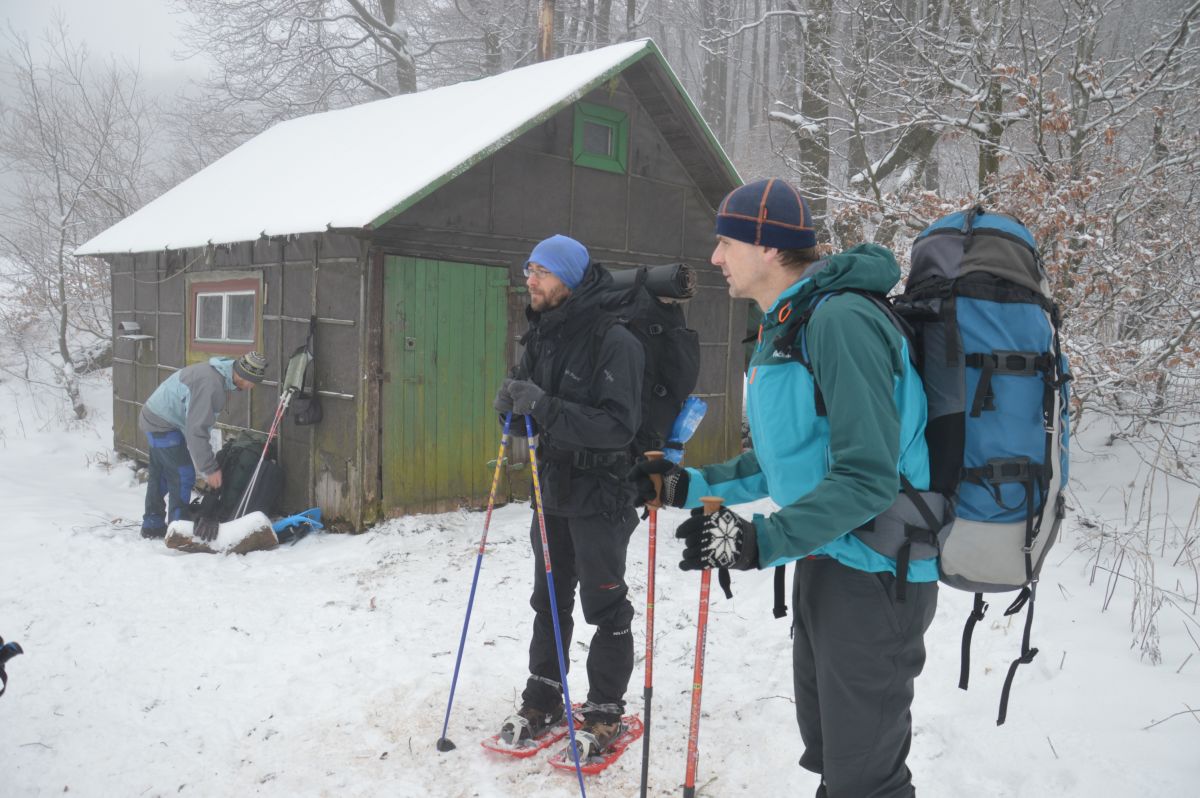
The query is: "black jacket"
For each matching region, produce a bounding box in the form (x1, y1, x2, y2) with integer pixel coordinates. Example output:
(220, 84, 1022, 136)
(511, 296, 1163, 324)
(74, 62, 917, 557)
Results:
(516, 264, 644, 516)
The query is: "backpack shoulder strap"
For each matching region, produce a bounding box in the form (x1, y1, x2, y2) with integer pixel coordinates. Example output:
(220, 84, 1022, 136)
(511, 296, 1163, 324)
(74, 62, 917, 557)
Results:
(781, 289, 908, 415)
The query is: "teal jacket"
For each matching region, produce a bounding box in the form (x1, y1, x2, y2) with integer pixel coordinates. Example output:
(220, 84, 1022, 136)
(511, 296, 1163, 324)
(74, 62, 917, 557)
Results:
(684, 244, 937, 581)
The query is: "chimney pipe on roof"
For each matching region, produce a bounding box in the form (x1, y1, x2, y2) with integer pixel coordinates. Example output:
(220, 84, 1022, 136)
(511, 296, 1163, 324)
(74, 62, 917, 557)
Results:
(537, 0, 555, 62)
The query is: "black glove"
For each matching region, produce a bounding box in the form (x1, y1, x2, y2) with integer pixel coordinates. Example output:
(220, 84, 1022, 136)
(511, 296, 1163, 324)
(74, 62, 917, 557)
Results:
(493, 379, 514, 414)
(508, 379, 546, 416)
(626, 458, 688, 508)
(675, 506, 758, 571)
(0, 636, 22, 698)
(195, 516, 220, 542)
(193, 490, 221, 542)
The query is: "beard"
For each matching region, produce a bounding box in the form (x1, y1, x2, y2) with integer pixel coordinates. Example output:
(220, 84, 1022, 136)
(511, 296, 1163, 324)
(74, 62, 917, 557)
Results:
(530, 281, 571, 312)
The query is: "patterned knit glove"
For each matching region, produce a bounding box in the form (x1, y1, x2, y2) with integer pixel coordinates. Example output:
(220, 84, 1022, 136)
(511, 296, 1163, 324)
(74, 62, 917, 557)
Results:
(675, 506, 758, 571)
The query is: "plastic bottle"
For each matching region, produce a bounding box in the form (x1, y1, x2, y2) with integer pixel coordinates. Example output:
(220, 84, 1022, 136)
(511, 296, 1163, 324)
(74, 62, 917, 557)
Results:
(663, 396, 708, 463)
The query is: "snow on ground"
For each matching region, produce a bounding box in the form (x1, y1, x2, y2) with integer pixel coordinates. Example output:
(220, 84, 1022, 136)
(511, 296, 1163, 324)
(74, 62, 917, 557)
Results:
(1, 362, 1197, 797)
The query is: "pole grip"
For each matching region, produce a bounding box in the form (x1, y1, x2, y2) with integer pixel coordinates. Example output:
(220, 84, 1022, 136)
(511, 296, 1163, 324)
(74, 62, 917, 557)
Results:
(700, 496, 724, 515)
(644, 450, 665, 508)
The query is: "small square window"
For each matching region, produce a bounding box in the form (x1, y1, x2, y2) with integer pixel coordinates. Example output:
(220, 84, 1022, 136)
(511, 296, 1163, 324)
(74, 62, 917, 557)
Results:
(189, 277, 260, 355)
(573, 102, 628, 174)
(582, 120, 614, 157)
(195, 290, 256, 343)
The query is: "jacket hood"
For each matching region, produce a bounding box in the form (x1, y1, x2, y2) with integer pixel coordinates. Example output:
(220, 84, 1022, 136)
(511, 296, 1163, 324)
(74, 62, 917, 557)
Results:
(767, 243, 900, 319)
(208, 356, 238, 391)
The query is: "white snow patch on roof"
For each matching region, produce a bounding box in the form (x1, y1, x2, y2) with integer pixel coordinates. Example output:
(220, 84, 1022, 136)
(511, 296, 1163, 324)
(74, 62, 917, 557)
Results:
(78, 40, 652, 255)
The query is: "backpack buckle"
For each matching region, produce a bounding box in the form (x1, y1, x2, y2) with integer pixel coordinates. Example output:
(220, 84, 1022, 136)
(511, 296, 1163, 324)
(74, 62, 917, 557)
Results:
(571, 450, 630, 470)
(983, 457, 1032, 484)
(992, 351, 1040, 376)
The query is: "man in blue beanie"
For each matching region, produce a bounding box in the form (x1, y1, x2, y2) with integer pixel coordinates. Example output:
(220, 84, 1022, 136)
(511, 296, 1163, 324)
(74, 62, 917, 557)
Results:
(492, 235, 644, 760)
(629, 178, 940, 797)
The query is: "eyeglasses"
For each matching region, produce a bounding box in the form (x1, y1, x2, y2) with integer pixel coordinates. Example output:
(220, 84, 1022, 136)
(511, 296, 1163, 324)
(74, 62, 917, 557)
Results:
(523, 264, 553, 280)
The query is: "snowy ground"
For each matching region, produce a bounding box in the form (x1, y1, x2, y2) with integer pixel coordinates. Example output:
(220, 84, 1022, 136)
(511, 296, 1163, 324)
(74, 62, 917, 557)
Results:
(1, 364, 1197, 797)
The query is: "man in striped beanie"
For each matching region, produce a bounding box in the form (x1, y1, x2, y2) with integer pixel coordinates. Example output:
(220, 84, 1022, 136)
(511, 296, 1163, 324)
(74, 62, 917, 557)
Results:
(138, 351, 268, 539)
(629, 178, 938, 798)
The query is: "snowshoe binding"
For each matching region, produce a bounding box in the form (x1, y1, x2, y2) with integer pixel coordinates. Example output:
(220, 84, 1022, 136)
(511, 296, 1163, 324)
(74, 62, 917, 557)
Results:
(549, 712, 644, 775)
(575, 714, 624, 759)
(500, 704, 564, 745)
(481, 704, 572, 758)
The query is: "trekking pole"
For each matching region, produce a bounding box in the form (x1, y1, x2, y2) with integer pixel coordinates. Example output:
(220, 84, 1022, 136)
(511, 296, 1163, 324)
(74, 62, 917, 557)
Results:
(683, 496, 723, 798)
(233, 388, 293, 519)
(436, 412, 513, 753)
(639, 450, 666, 798)
(526, 414, 587, 798)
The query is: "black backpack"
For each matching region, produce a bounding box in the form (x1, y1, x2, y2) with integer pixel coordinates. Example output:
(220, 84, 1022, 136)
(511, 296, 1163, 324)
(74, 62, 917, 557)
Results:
(597, 263, 701, 457)
(213, 430, 283, 522)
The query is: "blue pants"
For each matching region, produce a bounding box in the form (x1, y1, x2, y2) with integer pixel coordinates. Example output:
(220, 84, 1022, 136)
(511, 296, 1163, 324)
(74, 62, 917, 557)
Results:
(142, 430, 195, 532)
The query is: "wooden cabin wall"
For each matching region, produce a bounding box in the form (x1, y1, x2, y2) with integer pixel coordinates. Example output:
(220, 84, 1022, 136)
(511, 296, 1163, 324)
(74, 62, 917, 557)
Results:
(110, 233, 372, 529)
(370, 78, 745, 510)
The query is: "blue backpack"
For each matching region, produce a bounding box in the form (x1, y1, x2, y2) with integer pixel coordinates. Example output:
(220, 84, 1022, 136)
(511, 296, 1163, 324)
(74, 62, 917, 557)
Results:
(896, 206, 1071, 724)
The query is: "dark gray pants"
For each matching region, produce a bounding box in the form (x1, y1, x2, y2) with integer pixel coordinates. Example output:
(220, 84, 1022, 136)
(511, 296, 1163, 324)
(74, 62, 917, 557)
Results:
(523, 507, 638, 719)
(793, 557, 937, 798)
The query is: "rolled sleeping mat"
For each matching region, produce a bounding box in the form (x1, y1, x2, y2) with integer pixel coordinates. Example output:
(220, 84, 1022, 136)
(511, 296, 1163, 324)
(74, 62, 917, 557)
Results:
(609, 262, 697, 299)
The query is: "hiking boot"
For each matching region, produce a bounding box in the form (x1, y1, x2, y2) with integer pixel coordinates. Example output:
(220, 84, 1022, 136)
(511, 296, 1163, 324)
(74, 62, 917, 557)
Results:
(498, 704, 564, 746)
(576, 714, 624, 759)
(140, 524, 166, 539)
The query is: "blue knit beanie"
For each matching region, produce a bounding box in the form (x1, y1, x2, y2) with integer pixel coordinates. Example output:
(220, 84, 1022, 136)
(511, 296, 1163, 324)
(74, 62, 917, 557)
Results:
(715, 178, 816, 250)
(527, 234, 590, 290)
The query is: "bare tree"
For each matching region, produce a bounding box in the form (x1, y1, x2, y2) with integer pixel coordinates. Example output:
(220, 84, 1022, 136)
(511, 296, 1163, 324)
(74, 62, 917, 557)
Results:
(0, 23, 155, 419)
(172, 0, 418, 125)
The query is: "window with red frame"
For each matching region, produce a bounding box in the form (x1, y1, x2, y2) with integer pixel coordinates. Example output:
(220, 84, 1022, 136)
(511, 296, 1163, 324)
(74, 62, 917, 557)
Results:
(189, 278, 260, 355)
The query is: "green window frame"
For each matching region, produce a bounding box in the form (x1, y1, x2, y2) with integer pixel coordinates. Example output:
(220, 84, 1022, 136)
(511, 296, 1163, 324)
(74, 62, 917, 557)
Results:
(572, 102, 628, 174)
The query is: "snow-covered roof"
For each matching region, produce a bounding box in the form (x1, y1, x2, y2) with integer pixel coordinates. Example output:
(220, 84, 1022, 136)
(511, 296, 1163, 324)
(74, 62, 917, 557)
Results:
(78, 39, 735, 256)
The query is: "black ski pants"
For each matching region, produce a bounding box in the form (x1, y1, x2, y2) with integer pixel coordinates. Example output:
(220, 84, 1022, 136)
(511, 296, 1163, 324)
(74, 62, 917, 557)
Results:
(793, 557, 937, 798)
(523, 507, 638, 719)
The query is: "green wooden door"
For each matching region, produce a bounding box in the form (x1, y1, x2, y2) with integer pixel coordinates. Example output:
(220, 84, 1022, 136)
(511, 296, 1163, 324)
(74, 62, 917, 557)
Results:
(382, 256, 510, 513)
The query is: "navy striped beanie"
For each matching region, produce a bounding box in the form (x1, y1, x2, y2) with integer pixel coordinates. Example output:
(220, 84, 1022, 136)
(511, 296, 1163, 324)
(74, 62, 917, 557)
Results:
(715, 178, 816, 250)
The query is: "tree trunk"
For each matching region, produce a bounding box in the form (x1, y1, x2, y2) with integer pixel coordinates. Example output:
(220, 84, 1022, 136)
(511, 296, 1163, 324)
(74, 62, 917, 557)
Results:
(846, 7, 871, 180)
(759, 2, 771, 135)
(977, 77, 1005, 192)
(748, 0, 761, 134)
(699, 0, 730, 144)
(539, 0, 555, 61)
(55, 233, 86, 420)
(377, 0, 415, 94)
(799, 0, 832, 224)
(596, 0, 612, 44)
